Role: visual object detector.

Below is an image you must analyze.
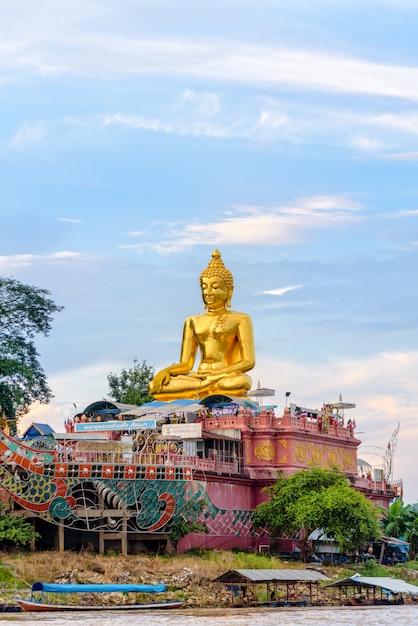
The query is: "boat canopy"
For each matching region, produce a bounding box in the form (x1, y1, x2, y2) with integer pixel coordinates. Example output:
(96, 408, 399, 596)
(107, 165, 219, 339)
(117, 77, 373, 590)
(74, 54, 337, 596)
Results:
(31, 582, 167, 594)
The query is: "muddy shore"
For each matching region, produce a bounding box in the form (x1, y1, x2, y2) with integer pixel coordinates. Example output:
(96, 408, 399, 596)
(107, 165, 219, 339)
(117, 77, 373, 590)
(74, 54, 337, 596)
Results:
(1, 550, 417, 608)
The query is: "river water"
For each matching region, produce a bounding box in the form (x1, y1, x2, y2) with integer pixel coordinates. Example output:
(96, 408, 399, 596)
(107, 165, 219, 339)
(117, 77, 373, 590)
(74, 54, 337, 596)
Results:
(1, 606, 416, 626)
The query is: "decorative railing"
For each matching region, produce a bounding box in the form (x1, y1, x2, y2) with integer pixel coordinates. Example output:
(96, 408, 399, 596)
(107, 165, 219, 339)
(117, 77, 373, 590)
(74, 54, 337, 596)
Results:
(288, 417, 355, 438)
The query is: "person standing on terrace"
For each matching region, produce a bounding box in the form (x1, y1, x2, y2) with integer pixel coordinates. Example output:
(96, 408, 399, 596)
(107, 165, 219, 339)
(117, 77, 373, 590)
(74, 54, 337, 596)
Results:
(149, 249, 256, 401)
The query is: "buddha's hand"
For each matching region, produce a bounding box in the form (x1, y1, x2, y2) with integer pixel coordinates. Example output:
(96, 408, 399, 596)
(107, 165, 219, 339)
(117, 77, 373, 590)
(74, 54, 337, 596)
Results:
(192, 371, 228, 384)
(190, 371, 206, 380)
(152, 368, 172, 391)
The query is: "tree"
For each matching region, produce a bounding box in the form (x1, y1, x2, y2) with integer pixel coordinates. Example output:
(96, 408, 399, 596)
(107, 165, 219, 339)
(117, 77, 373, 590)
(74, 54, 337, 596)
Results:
(0, 277, 63, 429)
(379, 498, 412, 538)
(107, 359, 155, 406)
(253, 467, 381, 560)
(0, 508, 40, 548)
(402, 507, 418, 560)
(380, 499, 418, 559)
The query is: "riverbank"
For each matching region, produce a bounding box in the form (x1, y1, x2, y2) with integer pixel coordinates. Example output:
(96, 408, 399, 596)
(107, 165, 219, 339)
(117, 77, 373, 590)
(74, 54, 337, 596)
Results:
(1, 549, 418, 608)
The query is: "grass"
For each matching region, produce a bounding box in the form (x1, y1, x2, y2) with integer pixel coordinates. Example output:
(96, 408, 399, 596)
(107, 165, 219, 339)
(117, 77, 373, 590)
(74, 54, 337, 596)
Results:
(1, 550, 417, 609)
(0, 565, 17, 584)
(0, 548, 299, 593)
(183, 549, 285, 570)
(1, 549, 417, 592)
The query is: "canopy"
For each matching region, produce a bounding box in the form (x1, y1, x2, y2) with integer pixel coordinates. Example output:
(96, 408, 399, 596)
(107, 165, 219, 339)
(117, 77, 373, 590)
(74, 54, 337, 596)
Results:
(54, 432, 109, 440)
(118, 406, 167, 417)
(32, 582, 167, 594)
(212, 569, 330, 583)
(140, 399, 200, 408)
(83, 401, 139, 415)
(201, 395, 259, 410)
(325, 575, 418, 596)
(119, 402, 203, 417)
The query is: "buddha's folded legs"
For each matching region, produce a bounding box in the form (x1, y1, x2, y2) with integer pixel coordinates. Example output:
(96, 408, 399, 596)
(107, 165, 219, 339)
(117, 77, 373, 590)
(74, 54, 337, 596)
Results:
(149, 372, 252, 401)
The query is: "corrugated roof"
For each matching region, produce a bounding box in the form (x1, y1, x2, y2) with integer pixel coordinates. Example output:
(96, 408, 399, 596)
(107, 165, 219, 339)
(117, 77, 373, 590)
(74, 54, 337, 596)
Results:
(326, 575, 418, 595)
(381, 536, 410, 546)
(212, 569, 330, 584)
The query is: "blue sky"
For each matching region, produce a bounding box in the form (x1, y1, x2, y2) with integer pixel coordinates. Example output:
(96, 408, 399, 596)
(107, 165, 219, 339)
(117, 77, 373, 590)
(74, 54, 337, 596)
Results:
(1, 0, 417, 502)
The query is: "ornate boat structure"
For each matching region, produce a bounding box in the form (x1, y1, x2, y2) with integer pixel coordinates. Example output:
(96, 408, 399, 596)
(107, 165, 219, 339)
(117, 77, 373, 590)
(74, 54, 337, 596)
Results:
(0, 395, 395, 554)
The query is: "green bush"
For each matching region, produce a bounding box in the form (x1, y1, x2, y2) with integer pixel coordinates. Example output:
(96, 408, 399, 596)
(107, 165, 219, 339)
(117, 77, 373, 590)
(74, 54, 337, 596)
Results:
(224, 550, 279, 569)
(0, 515, 39, 547)
(0, 564, 17, 584)
(171, 520, 208, 542)
(361, 559, 388, 576)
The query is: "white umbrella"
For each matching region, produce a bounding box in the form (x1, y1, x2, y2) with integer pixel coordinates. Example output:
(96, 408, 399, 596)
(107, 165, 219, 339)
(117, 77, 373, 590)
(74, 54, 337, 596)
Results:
(248, 380, 275, 406)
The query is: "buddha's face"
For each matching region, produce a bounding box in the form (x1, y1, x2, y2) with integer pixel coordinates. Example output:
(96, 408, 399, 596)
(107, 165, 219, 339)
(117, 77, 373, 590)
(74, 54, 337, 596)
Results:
(201, 275, 231, 309)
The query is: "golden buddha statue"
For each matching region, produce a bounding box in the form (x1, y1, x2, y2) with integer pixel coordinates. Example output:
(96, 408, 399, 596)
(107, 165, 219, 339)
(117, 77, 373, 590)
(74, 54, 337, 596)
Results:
(149, 249, 255, 401)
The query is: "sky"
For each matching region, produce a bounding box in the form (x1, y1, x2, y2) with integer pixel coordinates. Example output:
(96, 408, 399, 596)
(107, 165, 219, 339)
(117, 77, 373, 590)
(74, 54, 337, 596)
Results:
(0, 0, 417, 503)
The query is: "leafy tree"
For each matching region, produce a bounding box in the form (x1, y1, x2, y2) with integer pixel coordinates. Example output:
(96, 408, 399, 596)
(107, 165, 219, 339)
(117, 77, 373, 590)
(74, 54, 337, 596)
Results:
(107, 358, 155, 406)
(380, 499, 418, 559)
(170, 519, 208, 542)
(167, 499, 209, 554)
(403, 509, 418, 560)
(380, 498, 412, 538)
(253, 467, 381, 560)
(0, 277, 63, 430)
(0, 510, 40, 547)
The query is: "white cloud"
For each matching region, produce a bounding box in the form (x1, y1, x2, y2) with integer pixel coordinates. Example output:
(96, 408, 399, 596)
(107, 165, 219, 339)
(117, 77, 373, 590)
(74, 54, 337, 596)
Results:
(58, 217, 83, 223)
(384, 151, 418, 160)
(289, 195, 361, 212)
(18, 402, 70, 436)
(129, 195, 363, 253)
(250, 108, 290, 139)
(0, 254, 35, 268)
(385, 209, 418, 218)
(101, 112, 235, 139)
(8, 94, 418, 154)
(3, 20, 418, 102)
(349, 135, 383, 151)
(368, 112, 418, 134)
(178, 88, 221, 117)
(261, 285, 303, 296)
(8, 120, 52, 150)
(51, 251, 84, 259)
(0, 251, 87, 270)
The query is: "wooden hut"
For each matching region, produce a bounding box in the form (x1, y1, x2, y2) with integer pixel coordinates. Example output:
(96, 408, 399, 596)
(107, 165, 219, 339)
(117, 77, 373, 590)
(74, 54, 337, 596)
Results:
(212, 568, 330, 606)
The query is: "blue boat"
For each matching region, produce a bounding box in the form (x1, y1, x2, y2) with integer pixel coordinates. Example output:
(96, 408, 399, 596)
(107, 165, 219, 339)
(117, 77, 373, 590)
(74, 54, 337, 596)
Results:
(16, 582, 184, 611)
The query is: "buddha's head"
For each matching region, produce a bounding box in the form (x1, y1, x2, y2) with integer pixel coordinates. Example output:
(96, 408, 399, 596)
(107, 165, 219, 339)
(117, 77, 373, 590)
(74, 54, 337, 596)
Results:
(200, 249, 234, 309)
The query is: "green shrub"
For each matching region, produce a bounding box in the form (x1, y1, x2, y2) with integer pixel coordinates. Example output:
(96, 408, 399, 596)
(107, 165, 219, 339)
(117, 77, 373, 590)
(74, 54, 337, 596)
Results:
(361, 559, 387, 576)
(0, 515, 39, 547)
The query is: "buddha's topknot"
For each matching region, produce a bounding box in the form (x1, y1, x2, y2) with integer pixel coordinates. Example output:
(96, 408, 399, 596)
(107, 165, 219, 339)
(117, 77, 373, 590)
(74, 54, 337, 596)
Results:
(199, 249, 234, 290)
